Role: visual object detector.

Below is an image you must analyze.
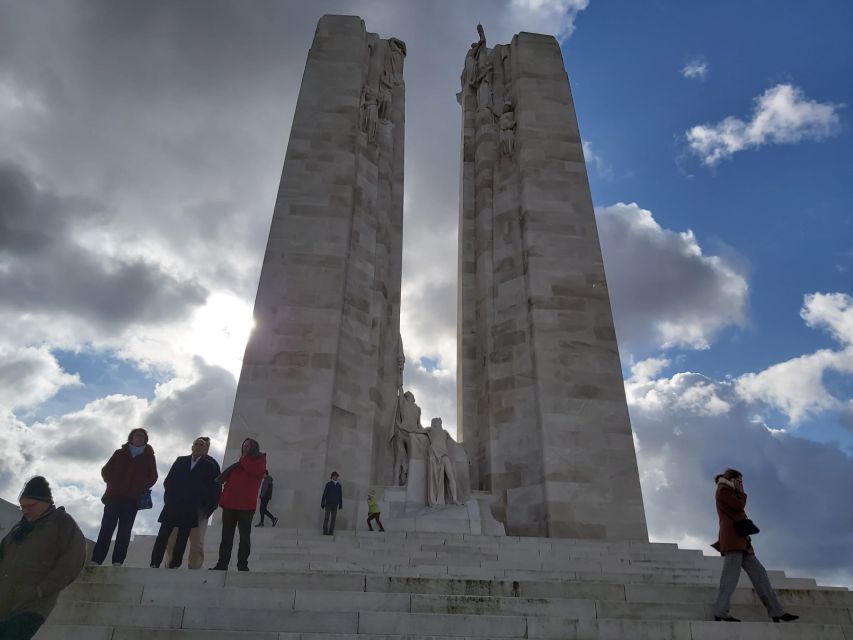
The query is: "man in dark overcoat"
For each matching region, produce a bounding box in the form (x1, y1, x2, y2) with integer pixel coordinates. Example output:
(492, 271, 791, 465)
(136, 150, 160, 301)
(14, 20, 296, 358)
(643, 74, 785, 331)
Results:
(321, 471, 343, 535)
(149, 438, 221, 568)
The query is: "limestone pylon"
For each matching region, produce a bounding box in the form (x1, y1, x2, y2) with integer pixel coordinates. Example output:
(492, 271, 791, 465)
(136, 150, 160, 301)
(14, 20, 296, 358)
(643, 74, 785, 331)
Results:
(222, 15, 405, 530)
(457, 28, 648, 540)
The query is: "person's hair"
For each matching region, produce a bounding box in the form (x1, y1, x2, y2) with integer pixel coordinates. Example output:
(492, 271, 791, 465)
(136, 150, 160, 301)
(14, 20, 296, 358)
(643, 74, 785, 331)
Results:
(330, 471, 339, 478)
(127, 428, 149, 444)
(199, 436, 210, 443)
(242, 437, 261, 458)
(714, 468, 742, 483)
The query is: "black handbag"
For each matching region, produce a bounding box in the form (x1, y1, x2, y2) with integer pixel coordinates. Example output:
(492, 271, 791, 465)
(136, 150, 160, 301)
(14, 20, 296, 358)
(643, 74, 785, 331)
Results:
(734, 518, 759, 537)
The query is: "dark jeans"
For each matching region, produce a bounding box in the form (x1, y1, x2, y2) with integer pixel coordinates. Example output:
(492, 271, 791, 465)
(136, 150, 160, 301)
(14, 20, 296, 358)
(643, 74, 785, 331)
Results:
(0, 612, 45, 640)
(323, 505, 338, 535)
(91, 497, 138, 565)
(217, 508, 253, 569)
(367, 512, 384, 531)
(259, 497, 276, 524)
(151, 523, 192, 568)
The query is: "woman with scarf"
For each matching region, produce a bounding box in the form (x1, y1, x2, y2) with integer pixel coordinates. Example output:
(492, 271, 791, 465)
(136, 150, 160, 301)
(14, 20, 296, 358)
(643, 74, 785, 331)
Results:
(0, 476, 85, 639)
(91, 428, 158, 566)
(209, 437, 266, 571)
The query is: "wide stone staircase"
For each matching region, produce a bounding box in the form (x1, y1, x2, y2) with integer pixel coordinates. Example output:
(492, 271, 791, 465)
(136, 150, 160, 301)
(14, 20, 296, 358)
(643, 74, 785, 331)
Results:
(36, 527, 853, 639)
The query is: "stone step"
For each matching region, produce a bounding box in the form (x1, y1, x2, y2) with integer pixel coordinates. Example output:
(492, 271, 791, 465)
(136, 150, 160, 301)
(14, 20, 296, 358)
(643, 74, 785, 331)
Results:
(70, 566, 850, 609)
(36, 625, 853, 640)
(43, 601, 852, 639)
(127, 537, 706, 566)
(56, 582, 853, 627)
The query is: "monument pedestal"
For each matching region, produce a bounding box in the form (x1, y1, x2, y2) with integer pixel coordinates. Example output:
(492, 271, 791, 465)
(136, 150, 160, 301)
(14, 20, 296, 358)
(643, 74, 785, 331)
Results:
(356, 486, 505, 535)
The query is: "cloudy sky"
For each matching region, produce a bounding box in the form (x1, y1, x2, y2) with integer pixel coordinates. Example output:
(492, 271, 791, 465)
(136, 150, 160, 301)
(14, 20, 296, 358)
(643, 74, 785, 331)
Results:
(2, 1, 852, 586)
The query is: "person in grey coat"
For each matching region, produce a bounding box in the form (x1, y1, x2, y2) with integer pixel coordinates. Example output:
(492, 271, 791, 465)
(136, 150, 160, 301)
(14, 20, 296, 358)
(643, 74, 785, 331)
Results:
(321, 471, 343, 535)
(0, 477, 86, 639)
(255, 471, 278, 527)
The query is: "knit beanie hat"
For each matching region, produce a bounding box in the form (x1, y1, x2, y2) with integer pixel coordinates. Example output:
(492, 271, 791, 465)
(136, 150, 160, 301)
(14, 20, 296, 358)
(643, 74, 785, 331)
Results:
(20, 476, 53, 503)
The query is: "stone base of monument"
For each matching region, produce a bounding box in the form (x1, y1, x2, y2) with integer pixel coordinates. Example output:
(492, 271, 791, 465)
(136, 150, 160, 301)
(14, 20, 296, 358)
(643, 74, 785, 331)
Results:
(356, 486, 505, 535)
(38, 527, 852, 639)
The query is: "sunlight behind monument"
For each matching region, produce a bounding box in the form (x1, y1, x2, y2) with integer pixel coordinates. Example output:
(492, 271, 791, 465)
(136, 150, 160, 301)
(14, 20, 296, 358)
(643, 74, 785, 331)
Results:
(223, 14, 647, 541)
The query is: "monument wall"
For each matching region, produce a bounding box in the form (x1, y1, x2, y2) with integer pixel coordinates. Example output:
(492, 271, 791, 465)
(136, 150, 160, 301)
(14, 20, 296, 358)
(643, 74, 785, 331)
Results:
(223, 15, 405, 529)
(457, 31, 649, 540)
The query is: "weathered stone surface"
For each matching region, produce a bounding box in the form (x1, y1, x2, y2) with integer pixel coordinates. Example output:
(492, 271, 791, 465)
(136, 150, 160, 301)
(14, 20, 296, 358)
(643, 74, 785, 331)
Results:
(223, 14, 406, 529)
(456, 26, 647, 541)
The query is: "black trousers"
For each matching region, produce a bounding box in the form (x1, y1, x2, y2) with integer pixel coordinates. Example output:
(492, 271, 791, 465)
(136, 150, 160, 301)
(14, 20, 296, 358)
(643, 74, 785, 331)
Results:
(91, 497, 138, 565)
(258, 497, 276, 523)
(150, 523, 192, 568)
(0, 612, 45, 640)
(323, 505, 338, 535)
(217, 508, 253, 568)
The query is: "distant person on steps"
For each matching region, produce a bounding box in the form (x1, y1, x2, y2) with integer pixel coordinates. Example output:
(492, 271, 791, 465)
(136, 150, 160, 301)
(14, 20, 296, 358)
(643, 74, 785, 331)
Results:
(321, 472, 343, 535)
(255, 470, 278, 527)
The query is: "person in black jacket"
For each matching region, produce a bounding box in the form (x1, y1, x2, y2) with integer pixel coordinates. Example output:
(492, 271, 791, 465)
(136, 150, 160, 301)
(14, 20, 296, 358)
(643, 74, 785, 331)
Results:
(149, 438, 220, 568)
(321, 471, 343, 535)
(164, 436, 221, 569)
(255, 471, 278, 527)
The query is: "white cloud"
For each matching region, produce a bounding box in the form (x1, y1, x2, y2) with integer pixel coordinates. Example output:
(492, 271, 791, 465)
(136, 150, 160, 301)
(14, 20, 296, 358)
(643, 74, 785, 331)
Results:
(680, 58, 708, 80)
(687, 84, 842, 165)
(582, 139, 614, 180)
(0, 346, 80, 412)
(736, 347, 853, 424)
(506, 0, 590, 40)
(735, 293, 853, 425)
(801, 292, 853, 345)
(597, 203, 749, 353)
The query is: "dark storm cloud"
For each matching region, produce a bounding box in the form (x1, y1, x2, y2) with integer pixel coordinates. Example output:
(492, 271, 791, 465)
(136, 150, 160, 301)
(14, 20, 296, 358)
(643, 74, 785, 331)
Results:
(145, 357, 236, 439)
(0, 161, 207, 330)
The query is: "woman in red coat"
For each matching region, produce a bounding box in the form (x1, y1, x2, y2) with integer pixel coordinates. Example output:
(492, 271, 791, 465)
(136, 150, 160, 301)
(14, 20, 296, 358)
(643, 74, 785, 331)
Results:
(711, 468, 797, 623)
(91, 428, 157, 566)
(209, 438, 266, 571)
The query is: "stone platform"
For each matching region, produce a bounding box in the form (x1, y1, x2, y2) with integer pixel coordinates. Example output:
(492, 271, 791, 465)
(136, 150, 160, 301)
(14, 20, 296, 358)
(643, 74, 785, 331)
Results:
(35, 527, 853, 639)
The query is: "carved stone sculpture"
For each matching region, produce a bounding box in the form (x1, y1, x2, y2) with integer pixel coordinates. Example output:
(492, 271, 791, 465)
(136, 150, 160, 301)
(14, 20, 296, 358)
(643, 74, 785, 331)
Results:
(393, 390, 421, 485)
(384, 38, 407, 86)
(499, 101, 516, 156)
(424, 417, 461, 506)
(360, 85, 379, 142)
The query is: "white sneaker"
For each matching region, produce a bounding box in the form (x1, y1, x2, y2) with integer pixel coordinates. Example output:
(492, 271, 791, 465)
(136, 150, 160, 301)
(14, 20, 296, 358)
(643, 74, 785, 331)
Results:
(112, 562, 123, 567)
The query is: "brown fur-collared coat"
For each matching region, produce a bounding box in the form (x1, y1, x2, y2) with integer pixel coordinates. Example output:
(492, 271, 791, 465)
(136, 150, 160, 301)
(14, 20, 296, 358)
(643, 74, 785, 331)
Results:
(711, 477, 754, 555)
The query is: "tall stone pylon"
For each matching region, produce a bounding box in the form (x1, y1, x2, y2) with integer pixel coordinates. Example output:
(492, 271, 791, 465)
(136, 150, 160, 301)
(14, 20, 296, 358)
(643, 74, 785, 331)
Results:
(223, 15, 405, 529)
(457, 28, 649, 540)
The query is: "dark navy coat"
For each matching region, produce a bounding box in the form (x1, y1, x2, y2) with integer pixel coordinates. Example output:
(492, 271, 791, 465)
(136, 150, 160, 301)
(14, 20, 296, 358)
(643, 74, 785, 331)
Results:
(158, 455, 221, 528)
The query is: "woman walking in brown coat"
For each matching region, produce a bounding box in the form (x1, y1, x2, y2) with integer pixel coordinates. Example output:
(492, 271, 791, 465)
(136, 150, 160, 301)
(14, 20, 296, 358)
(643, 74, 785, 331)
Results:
(711, 468, 798, 623)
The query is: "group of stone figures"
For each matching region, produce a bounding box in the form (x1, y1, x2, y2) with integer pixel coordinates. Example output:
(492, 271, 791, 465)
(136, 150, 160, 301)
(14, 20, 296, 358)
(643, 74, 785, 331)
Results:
(390, 390, 462, 507)
(463, 24, 516, 157)
(359, 36, 406, 143)
(388, 345, 465, 508)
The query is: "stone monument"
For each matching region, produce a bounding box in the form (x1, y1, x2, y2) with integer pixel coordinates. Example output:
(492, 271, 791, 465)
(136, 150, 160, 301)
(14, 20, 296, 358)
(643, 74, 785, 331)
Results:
(222, 15, 406, 530)
(224, 15, 647, 541)
(456, 26, 648, 540)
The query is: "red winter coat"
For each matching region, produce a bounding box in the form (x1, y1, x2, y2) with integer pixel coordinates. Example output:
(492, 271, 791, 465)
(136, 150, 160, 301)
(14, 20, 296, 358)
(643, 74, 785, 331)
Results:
(101, 443, 158, 502)
(218, 454, 267, 511)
